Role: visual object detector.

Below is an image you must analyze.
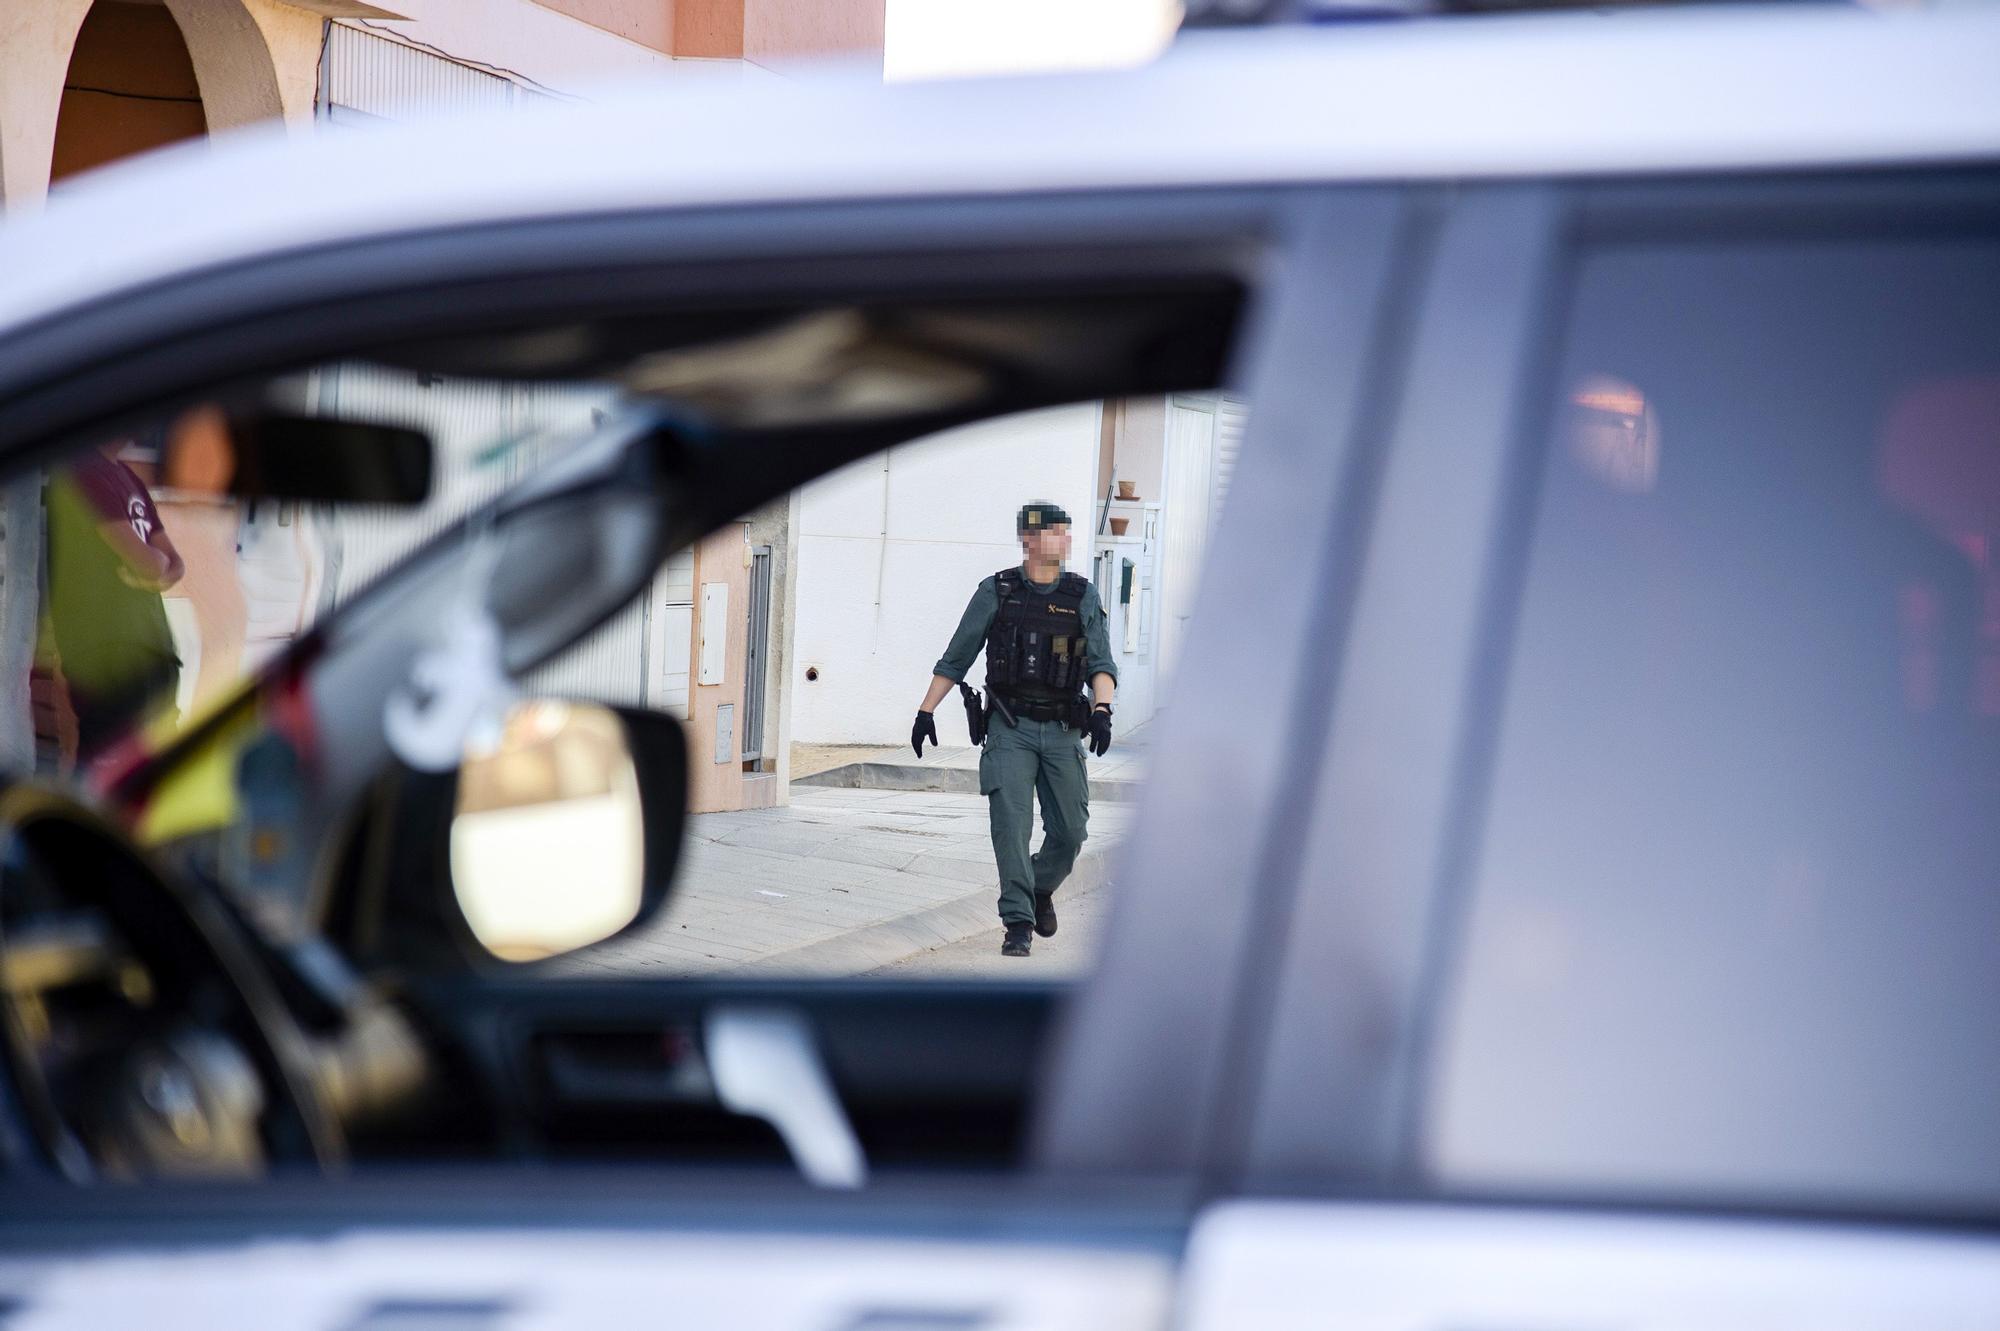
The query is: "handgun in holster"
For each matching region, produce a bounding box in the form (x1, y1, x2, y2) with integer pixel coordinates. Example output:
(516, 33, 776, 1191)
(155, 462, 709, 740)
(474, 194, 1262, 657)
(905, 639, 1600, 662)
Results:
(1067, 694, 1094, 731)
(958, 682, 988, 746)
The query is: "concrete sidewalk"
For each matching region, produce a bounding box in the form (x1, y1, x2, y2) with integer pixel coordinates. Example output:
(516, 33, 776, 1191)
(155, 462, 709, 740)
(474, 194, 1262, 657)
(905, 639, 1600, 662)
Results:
(794, 718, 1152, 800)
(554, 722, 1152, 978)
(554, 784, 1134, 980)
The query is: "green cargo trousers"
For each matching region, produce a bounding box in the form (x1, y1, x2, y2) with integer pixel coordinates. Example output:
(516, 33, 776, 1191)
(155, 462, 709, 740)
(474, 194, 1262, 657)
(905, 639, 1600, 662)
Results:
(979, 714, 1090, 927)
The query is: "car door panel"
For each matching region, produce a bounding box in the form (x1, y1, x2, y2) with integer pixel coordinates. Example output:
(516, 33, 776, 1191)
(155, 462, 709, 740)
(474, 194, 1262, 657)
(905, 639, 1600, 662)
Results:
(1177, 1201, 2000, 1331)
(1226, 186, 1567, 1188)
(0, 1172, 1194, 1329)
(1214, 173, 2000, 1331)
(239, 189, 1400, 1188)
(402, 978, 1066, 1170)
(0, 173, 1413, 1211)
(1034, 190, 1418, 1179)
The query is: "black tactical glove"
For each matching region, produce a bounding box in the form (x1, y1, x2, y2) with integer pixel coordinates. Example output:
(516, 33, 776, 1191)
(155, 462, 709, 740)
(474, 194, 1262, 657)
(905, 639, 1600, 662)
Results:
(1084, 705, 1113, 757)
(912, 709, 939, 758)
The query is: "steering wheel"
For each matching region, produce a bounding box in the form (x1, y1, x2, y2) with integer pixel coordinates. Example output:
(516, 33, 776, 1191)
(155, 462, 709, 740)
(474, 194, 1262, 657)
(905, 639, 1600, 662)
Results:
(0, 785, 342, 1179)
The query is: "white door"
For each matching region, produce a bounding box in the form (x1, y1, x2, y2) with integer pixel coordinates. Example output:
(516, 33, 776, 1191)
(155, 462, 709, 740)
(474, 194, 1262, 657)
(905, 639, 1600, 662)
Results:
(648, 550, 696, 718)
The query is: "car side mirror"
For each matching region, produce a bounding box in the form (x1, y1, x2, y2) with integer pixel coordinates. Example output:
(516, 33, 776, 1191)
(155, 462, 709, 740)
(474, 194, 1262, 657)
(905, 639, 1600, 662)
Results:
(446, 699, 686, 963)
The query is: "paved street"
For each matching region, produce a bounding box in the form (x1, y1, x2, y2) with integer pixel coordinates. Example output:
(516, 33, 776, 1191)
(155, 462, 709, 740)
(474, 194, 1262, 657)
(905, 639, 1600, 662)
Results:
(869, 870, 1112, 978)
(559, 788, 1132, 978)
(552, 724, 1149, 979)
(556, 715, 1152, 975)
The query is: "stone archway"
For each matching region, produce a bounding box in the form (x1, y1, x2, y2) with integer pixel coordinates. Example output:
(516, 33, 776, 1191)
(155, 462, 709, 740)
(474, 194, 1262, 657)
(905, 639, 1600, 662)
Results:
(0, 0, 96, 207)
(161, 0, 323, 134)
(51, 1, 211, 185)
(1, 0, 323, 210)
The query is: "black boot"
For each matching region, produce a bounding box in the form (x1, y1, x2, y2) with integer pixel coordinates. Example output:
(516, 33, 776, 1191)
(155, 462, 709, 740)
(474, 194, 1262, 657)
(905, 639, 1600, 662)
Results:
(1001, 923, 1032, 957)
(1033, 892, 1058, 938)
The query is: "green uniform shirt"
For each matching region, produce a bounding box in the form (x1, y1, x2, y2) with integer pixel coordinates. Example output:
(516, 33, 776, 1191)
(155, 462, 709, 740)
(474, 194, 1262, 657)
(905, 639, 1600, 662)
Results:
(933, 570, 1118, 694)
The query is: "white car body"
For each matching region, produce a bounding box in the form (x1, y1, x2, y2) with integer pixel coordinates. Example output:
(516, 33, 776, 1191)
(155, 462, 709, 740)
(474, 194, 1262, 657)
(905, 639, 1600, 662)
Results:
(2, 6, 1999, 1328)
(3, 5, 1999, 337)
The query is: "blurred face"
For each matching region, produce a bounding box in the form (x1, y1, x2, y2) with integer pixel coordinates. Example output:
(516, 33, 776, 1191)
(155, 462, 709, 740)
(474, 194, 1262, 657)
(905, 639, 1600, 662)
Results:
(1021, 522, 1071, 566)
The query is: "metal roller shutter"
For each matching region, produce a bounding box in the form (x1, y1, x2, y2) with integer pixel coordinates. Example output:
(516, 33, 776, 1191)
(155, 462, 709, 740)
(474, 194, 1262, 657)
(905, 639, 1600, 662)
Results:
(322, 24, 519, 126)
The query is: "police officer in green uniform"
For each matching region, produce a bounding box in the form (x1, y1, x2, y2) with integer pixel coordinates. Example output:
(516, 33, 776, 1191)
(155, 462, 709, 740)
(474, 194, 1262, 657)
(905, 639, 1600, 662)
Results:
(912, 503, 1117, 957)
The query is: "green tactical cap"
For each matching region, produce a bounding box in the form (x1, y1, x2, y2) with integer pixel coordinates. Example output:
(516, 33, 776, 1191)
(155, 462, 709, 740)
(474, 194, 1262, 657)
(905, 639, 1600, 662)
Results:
(1017, 501, 1071, 532)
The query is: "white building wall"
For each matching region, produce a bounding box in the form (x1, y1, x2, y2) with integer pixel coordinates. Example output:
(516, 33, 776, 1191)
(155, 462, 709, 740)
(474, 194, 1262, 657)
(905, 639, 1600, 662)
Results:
(792, 404, 1101, 746)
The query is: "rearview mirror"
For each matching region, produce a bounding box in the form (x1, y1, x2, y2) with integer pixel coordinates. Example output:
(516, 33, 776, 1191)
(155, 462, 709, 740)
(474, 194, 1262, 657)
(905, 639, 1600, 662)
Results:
(161, 405, 433, 506)
(449, 700, 686, 963)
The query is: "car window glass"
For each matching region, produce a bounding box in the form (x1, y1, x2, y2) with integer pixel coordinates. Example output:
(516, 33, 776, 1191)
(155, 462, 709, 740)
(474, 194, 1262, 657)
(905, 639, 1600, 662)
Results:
(544, 394, 1242, 979)
(4, 369, 1238, 982)
(1428, 235, 2000, 1209)
(0, 363, 621, 789)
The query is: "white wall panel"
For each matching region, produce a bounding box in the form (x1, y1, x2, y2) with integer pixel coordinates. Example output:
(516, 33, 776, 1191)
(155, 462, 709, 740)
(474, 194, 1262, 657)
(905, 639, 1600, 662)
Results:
(792, 405, 1099, 745)
(698, 583, 729, 686)
(883, 405, 1098, 546)
(797, 451, 889, 541)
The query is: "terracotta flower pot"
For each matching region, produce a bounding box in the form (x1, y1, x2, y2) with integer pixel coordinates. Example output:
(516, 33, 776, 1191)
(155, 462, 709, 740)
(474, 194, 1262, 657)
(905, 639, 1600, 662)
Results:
(1108, 517, 1130, 536)
(1116, 481, 1138, 500)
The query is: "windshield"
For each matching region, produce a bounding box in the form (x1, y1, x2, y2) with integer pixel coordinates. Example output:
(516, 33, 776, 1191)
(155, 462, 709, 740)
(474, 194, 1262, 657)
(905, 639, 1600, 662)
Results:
(6, 361, 625, 786)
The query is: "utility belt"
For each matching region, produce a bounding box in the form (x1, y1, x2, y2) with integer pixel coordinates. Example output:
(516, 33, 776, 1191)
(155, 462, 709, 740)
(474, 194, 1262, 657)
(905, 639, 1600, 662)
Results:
(990, 689, 1089, 728)
(958, 684, 1090, 746)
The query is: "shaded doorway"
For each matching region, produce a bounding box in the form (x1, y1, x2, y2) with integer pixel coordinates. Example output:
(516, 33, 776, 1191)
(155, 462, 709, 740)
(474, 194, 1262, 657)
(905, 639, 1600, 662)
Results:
(52, 0, 207, 185)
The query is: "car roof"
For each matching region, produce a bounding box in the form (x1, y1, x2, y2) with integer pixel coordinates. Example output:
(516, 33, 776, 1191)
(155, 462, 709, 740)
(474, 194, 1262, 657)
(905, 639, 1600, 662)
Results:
(2, 4, 1996, 341)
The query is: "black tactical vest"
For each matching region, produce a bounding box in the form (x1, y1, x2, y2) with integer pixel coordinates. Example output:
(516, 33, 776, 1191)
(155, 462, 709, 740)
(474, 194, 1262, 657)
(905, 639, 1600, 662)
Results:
(985, 568, 1090, 698)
